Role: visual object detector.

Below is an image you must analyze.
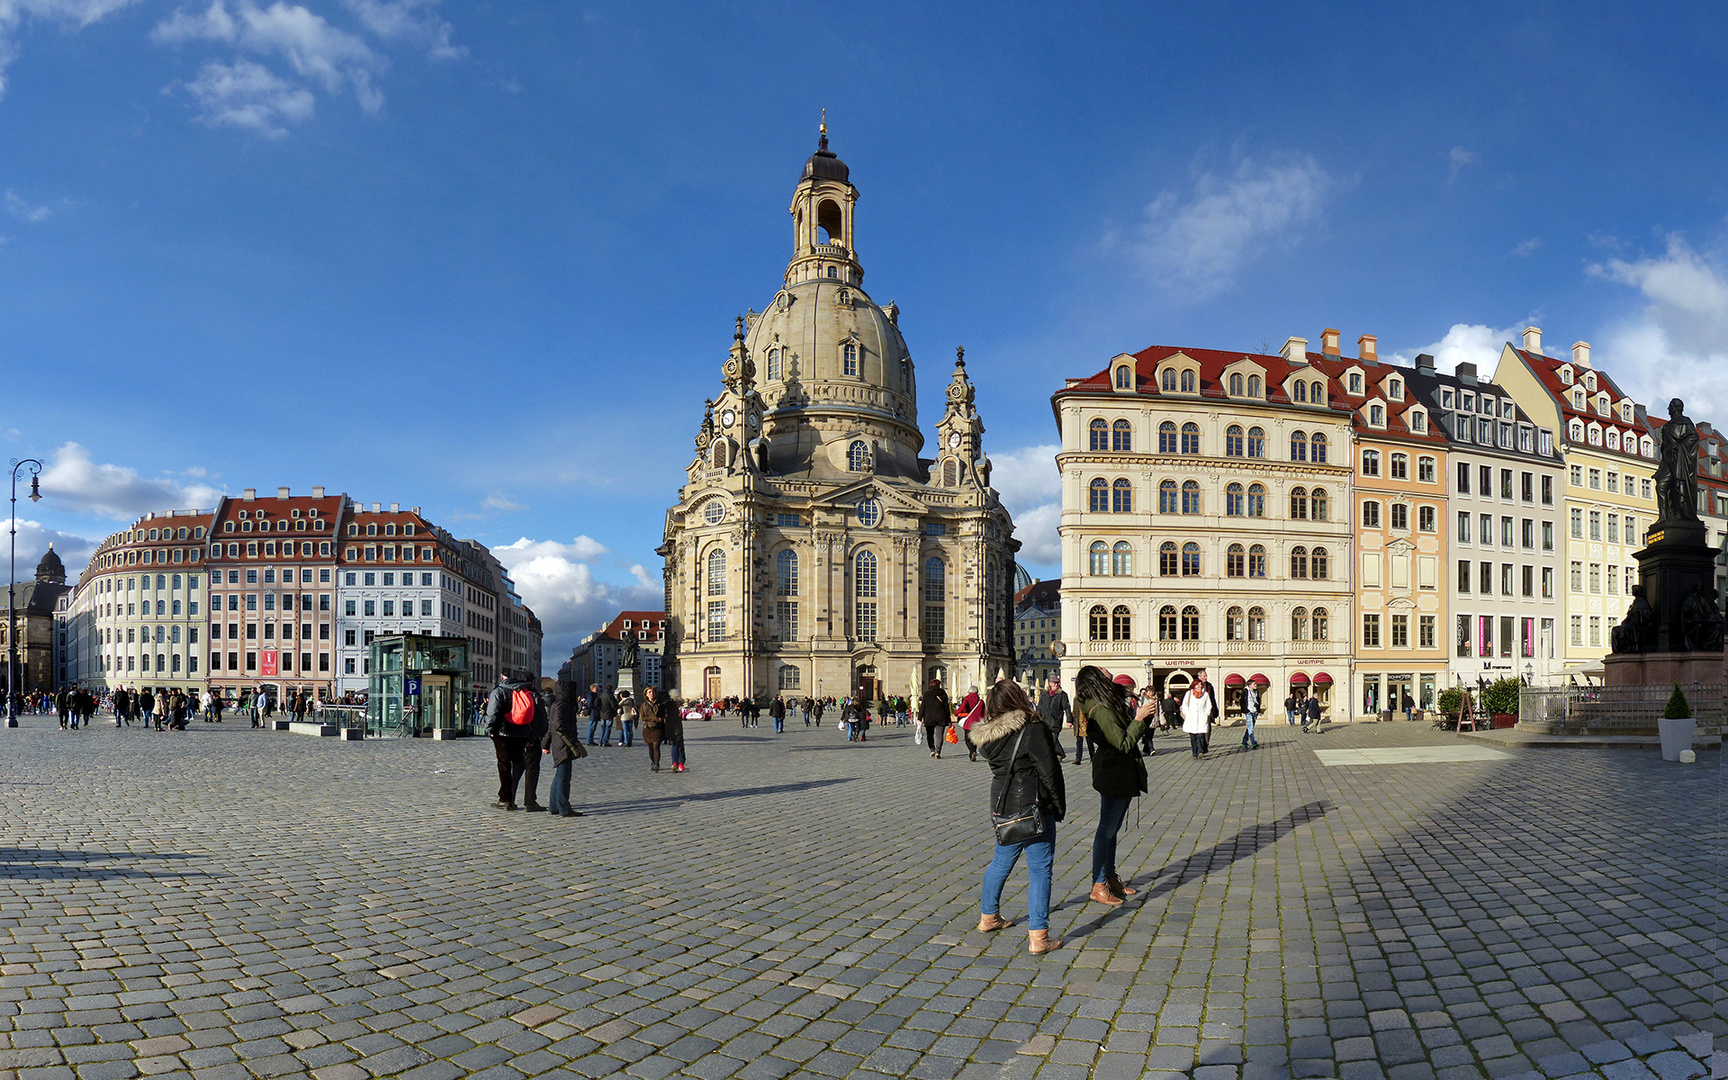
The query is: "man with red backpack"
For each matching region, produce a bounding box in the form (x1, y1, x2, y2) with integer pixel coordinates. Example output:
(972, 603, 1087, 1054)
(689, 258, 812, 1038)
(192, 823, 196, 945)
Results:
(485, 670, 547, 811)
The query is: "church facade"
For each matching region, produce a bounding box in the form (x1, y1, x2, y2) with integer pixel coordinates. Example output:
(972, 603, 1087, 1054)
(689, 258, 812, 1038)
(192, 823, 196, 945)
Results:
(659, 127, 1018, 703)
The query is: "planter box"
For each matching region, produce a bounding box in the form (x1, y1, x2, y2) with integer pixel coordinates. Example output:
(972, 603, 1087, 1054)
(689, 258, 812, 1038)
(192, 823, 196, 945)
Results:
(1659, 716, 1696, 761)
(1491, 713, 1517, 730)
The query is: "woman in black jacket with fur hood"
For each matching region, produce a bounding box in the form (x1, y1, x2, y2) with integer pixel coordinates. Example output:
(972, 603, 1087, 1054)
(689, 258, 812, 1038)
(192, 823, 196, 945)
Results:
(972, 679, 1066, 955)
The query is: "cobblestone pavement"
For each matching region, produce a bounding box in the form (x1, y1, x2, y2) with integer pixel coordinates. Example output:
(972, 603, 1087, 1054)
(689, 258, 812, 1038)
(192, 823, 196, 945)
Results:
(0, 712, 1720, 1080)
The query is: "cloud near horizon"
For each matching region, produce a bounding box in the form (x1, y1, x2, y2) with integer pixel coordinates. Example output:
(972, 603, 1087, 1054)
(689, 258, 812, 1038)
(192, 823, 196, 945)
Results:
(489, 535, 662, 665)
(1587, 234, 1728, 417)
(39, 442, 225, 520)
(990, 443, 1061, 572)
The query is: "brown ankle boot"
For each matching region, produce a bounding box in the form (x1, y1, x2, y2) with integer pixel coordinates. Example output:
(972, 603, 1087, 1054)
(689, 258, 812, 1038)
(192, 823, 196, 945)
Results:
(1107, 873, 1138, 898)
(1028, 929, 1061, 954)
(1089, 881, 1123, 907)
(977, 913, 1013, 933)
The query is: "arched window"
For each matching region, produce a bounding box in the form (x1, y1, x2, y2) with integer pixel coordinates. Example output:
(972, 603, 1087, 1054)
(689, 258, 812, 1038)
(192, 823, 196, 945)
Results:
(1311, 487, 1329, 521)
(1158, 421, 1178, 453)
(1248, 374, 1262, 397)
(923, 557, 945, 601)
(1247, 427, 1266, 457)
(854, 550, 878, 641)
(1226, 543, 1245, 577)
(1290, 486, 1309, 520)
(1312, 547, 1330, 580)
(1248, 544, 1267, 578)
(1181, 541, 1201, 576)
(943, 460, 958, 486)
(1291, 545, 1309, 579)
(1225, 482, 1244, 516)
(1313, 607, 1330, 640)
(1112, 540, 1132, 576)
(1294, 380, 1308, 403)
(713, 441, 729, 469)
(1246, 606, 1266, 641)
(1111, 605, 1131, 641)
(1606, 428, 1621, 451)
(848, 440, 868, 471)
(843, 342, 859, 376)
(1180, 370, 1196, 393)
(1112, 478, 1133, 512)
(1291, 607, 1309, 641)
(1089, 478, 1109, 512)
(1159, 479, 1179, 514)
(1225, 425, 1244, 456)
(1089, 540, 1108, 576)
(1180, 605, 1201, 640)
(706, 549, 726, 595)
(1229, 373, 1243, 396)
(1370, 404, 1385, 426)
(1247, 483, 1267, 517)
(1568, 419, 1583, 441)
(1290, 431, 1308, 462)
(1089, 605, 1109, 641)
(1159, 541, 1179, 576)
(1391, 452, 1409, 479)
(1310, 432, 1328, 463)
(1115, 365, 1133, 389)
(1310, 380, 1323, 403)
(1181, 422, 1201, 454)
(1111, 419, 1132, 452)
(1181, 480, 1201, 514)
(1158, 605, 1178, 641)
(767, 347, 782, 381)
(1226, 606, 1245, 641)
(1161, 368, 1177, 392)
(1089, 418, 1108, 451)
(775, 549, 798, 595)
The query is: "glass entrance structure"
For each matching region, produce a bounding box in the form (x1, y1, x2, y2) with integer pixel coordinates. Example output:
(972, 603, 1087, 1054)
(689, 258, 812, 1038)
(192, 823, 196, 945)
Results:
(367, 634, 473, 736)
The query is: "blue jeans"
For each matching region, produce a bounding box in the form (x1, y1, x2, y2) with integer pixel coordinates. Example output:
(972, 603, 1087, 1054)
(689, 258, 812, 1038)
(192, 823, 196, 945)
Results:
(670, 740, 686, 767)
(586, 716, 613, 744)
(1242, 712, 1258, 746)
(1092, 794, 1132, 884)
(548, 760, 573, 815)
(982, 818, 1056, 931)
(619, 720, 635, 747)
(773, 716, 784, 733)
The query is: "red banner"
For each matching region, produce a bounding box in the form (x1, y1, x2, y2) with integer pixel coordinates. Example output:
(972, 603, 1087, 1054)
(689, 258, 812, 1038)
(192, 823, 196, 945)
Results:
(261, 650, 278, 678)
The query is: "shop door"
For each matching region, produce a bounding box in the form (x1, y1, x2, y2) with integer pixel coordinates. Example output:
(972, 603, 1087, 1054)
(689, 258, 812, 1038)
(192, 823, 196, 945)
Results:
(704, 666, 722, 701)
(423, 674, 452, 730)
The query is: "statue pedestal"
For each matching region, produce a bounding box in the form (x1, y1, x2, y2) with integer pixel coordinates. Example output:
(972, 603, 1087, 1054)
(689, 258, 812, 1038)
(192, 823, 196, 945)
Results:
(1602, 650, 1724, 689)
(616, 668, 637, 696)
(1633, 523, 1718, 653)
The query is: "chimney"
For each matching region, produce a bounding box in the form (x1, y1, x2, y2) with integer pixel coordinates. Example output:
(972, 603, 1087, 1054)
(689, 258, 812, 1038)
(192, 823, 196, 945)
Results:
(243, 488, 256, 500)
(1521, 326, 1543, 355)
(412, 506, 421, 516)
(277, 486, 290, 499)
(1415, 353, 1436, 375)
(312, 486, 325, 498)
(372, 502, 382, 512)
(1321, 328, 1341, 355)
(390, 502, 400, 513)
(1571, 341, 1591, 369)
(1456, 362, 1478, 385)
(1281, 336, 1309, 365)
(1357, 334, 1378, 362)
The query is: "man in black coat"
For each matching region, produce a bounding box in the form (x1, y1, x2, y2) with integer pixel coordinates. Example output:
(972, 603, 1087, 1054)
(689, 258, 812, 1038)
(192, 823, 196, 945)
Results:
(485, 670, 547, 811)
(919, 678, 951, 759)
(1035, 678, 1073, 762)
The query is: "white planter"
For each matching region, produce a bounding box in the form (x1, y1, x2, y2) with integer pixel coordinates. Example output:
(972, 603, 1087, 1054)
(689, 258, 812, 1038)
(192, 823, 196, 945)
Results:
(1658, 716, 1696, 762)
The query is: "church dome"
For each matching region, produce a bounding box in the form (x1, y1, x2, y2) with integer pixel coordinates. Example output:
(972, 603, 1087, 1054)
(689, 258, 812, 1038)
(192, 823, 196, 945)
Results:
(35, 543, 64, 585)
(800, 146, 849, 184)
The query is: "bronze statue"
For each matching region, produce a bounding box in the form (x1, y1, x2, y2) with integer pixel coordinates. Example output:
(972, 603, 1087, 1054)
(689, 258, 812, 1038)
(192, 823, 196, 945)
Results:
(1654, 398, 1701, 525)
(1610, 584, 1654, 654)
(620, 627, 640, 670)
(1682, 582, 1725, 651)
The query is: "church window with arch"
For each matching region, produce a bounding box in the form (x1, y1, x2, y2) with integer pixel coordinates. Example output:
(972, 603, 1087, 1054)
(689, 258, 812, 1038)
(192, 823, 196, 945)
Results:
(1158, 604, 1178, 641)
(1247, 483, 1267, 517)
(767, 347, 782, 381)
(706, 549, 726, 596)
(1181, 541, 1201, 576)
(1181, 480, 1201, 514)
(942, 460, 958, 486)
(1089, 605, 1110, 641)
(1290, 431, 1308, 462)
(1181, 422, 1201, 454)
(1247, 427, 1266, 457)
(854, 550, 878, 641)
(1311, 432, 1328, 462)
(1158, 420, 1178, 453)
(1248, 543, 1267, 577)
(1159, 479, 1179, 514)
(848, 440, 869, 472)
(922, 558, 946, 643)
(1181, 605, 1201, 640)
(843, 342, 859, 376)
(1225, 425, 1244, 457)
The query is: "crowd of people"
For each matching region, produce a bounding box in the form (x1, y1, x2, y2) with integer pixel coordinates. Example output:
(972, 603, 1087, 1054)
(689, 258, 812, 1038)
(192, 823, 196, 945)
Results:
(16, 684, 328, 732)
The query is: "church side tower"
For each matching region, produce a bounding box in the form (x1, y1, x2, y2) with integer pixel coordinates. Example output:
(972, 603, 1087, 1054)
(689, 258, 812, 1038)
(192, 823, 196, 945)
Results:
(660, 124, 1018, 705)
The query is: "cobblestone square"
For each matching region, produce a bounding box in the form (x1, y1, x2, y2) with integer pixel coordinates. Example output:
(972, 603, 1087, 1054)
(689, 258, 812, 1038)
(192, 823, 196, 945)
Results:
(0, 716, 1719, 1080)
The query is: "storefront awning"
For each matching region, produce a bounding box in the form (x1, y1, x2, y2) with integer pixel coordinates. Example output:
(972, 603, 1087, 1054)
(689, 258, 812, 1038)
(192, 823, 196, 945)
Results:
(1313, 672, 1334, 686)
(1289, 672, 1310, 686)
(1249, 672, 1271, 685)
(1223, 673, 1245, 686)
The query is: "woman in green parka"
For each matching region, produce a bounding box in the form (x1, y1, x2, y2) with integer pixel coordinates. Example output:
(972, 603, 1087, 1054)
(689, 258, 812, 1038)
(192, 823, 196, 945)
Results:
(1074, 666, 1159, 906)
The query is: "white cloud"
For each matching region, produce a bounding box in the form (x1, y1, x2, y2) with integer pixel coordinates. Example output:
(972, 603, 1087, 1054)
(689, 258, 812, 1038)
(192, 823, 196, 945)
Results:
(4, 189, 51, 222)
(1512, 237, 1542, 257)
(1448, 146, 1479, 182)
(1588, 234, 1728, 415)
(989, 443, 1061, 571)
(490, 535, 661, 661)
(480, 493, 526, 512)
(0, 0, 139, 99)
(38, 442, 224, 520)
(1389, 321, 1527, 376)
(1118, 154, 1335, 300)
(10, 520, 98, 579)
(338, 0, 461, 59)
(181, 58, 314, 136)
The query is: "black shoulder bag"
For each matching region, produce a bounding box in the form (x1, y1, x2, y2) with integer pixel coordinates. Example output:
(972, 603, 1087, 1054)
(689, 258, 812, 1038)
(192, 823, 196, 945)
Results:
(990, 726, 1045, 845)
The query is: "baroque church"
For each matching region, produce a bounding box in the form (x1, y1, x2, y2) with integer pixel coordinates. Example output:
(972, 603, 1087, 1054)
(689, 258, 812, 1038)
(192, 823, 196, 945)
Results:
(659, 125, 1019, 703)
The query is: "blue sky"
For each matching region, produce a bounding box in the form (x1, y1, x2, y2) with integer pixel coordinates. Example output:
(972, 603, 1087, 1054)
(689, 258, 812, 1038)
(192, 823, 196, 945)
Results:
(2, 1, 1726, 660)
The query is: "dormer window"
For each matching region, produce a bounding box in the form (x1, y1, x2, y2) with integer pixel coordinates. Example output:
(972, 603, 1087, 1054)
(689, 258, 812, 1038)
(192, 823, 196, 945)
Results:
(848, 440, 869, 471)
(1347, 372, 1362, 395)
(1116, 364, 1133, 389)
(1409, 409, 1427, 433)
(1620, 403, 1633, 422)
(1479, 395, 1495, 415)
(1583, 372, 1597, 390)
(1369, 404, 1385, 427)
(1248, 374, 1261, 397)
(1229, 373, 1243, 395)
(1386, 377, 1403, 400)
(1440, 389, 1454, 409)
(1572, 390, 1584, 409)
(1160, 368, 1176, 391)
(1180, 370, 1196, 393)
(1293, 380, 1308, 403)
(1559, 366, 1574, 385)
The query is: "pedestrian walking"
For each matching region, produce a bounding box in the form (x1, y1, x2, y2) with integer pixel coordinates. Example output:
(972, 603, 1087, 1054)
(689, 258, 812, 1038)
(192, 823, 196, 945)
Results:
(640, 687, 666, 771)
(770, 695, 786, 734)
(1182, 670, 1220, 757)
(542, 680, 587, 817)
(484, 669, 542, 810)
(139, 689, 155, 729)
(920, 678, 950, 758)
(973, 679, 1066, 955)
(1241, 680, 1261, 750)
(958, 685, 984, 761)
(617, 689, 637, 747)
(664, 694, 687, 772)
(1036, 678, 1073, 763)
(1304, 693, 1322, 732)
(586, 682, 614, 745)
(1074, 667, 1155, 907)
(1284, 691, 1298, 727)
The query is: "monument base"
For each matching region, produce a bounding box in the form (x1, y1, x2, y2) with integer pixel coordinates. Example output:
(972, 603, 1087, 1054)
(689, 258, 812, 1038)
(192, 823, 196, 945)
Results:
(616, 669, 638, 696)
(1633, 524, 1718, 652)
(1602, 650, 1724, 689)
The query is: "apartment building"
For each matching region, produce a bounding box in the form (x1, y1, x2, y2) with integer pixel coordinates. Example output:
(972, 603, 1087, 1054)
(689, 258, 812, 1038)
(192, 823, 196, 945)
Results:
(1013, 579, 1061, 689)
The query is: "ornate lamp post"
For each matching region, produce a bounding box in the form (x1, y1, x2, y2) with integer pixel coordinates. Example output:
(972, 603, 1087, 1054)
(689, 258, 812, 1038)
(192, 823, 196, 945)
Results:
(7, 458, 43, 728)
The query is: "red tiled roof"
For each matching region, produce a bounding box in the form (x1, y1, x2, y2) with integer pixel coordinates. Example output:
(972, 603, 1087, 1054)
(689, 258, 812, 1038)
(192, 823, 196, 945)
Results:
(1514, 348, 1648, 460)
(1306, 355, 1451, 447)
(1059, 344, 1349, 409)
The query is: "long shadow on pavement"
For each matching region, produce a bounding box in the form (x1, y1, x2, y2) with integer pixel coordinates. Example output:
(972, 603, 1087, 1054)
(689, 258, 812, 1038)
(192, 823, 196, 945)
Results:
(580, 777, 856, 816)
(0, 847, 217, 880)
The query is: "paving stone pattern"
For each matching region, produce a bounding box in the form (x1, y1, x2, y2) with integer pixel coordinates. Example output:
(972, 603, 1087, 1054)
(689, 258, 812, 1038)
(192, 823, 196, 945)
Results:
(0, 713, 1720, 1080)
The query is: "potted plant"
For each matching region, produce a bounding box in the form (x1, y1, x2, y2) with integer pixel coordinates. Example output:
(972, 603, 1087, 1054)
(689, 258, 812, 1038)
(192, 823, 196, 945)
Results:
(1658, 683, 1695, 763)
(1481, 678, 1521, 729)
(1437, 687, 1463, 726)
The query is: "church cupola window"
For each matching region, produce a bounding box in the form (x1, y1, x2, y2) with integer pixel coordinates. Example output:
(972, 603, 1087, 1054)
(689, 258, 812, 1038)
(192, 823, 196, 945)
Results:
(943, 460, 958, 486)
(842, 341, 859, 376)
(705, 549, 726, 596)
(767, 347, 782, 381)
(826, 266, 839, 279)
(854, 550, 878, 641)
(848, 440, 869, 472)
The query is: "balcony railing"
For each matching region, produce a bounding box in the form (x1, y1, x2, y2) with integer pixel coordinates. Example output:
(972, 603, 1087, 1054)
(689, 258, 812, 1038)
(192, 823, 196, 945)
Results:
(1222, 641, 1269, 655)
(1155, 641, 1205, 654)
(1084, 640, 1135, 654)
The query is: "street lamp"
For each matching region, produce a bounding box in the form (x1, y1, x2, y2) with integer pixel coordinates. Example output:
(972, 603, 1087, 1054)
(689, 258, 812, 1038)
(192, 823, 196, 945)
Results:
(7, 458, 43, 728)
(1524, 661, 1534, 686)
